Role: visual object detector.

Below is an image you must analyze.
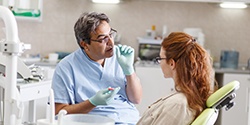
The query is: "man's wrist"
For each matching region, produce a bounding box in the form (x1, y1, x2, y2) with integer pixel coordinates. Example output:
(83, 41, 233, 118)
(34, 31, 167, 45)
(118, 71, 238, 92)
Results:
(123, 67, 134, 75)
(87, 99, 97, 107)
(89, 98, 98, 106)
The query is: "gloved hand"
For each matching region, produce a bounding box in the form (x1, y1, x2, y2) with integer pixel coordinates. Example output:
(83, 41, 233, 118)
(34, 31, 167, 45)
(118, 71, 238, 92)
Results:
(115, 44, 135, 75)
(89, 87, 120, 106)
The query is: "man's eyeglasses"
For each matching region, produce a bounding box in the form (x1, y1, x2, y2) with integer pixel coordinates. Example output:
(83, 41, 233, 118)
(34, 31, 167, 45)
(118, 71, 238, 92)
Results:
(154, 57, 167, 64)
(90, 28, 117, 43)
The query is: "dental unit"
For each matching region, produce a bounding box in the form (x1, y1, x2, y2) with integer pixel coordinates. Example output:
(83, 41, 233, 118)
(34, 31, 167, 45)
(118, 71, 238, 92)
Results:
(0, 5, 50, 125)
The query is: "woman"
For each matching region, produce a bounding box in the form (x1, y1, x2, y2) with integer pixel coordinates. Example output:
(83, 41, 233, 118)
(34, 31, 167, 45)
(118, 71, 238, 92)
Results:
(137, 32, 215, 125)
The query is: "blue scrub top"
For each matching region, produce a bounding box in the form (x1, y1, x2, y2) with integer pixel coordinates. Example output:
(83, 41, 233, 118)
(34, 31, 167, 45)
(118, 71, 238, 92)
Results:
(52, 48, 139, 124)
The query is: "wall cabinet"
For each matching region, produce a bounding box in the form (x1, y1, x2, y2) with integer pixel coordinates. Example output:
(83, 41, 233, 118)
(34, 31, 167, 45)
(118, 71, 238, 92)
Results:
(216, 73, 250, 125)
(135, 65, 175, 115)
(2, 0, 43, 22)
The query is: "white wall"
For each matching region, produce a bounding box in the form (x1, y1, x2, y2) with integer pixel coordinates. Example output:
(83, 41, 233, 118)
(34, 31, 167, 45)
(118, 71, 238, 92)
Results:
(0, 0, 250, 63)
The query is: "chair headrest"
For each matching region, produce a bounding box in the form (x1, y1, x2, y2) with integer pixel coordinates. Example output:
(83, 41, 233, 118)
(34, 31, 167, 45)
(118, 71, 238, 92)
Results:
(206, 80, 240, 108)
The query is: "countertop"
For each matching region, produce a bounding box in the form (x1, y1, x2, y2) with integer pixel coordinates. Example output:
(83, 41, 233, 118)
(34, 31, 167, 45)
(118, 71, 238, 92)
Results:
(23, 59, 250, 74)
(213, 62, 250, 74)
(21, 57, 57, 67)
(26, 61, 57, 67)
(135, 61, 250, 74)
(214, 67, 250, 74)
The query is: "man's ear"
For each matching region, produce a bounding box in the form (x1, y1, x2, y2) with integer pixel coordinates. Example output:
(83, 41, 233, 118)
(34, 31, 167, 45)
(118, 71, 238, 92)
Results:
(80, 41, 88, 51)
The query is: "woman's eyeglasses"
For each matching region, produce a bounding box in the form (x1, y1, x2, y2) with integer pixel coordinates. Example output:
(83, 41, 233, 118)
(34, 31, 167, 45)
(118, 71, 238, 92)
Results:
(90, 28, 117, 43)
(154, 57, 167, 64)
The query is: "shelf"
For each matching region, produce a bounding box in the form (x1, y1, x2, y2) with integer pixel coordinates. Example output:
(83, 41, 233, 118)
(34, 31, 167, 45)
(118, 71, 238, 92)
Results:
(15, 15, 42, 22)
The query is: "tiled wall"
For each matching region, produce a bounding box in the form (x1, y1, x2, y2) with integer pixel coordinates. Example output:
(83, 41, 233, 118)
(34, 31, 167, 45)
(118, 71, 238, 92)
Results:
(0, 0, 250, 63)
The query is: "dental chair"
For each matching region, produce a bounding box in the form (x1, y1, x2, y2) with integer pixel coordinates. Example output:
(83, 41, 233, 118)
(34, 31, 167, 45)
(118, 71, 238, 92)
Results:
(191, 80, 240, 125)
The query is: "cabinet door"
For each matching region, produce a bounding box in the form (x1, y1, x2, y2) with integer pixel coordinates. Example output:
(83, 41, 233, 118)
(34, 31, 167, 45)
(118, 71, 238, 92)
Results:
(135, 66, 174, 115)
(220, 73, 250, 125)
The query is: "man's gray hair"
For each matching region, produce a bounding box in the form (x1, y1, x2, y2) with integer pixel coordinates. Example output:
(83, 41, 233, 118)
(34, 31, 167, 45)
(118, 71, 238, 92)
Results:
(74, 12, 110, 48)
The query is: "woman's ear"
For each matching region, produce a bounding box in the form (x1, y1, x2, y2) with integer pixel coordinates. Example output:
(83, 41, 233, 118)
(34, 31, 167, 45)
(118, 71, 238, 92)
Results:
(170, 59, 176, 70)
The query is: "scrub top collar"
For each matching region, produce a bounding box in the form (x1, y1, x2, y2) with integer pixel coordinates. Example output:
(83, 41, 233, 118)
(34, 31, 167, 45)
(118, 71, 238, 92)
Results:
(81, 48, 108, 67)
(81, 48, 113, 80)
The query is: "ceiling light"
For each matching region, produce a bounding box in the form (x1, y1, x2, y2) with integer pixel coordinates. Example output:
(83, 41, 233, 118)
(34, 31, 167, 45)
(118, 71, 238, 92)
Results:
(92, 0, 120, 4)
(220, 2, 248, 9)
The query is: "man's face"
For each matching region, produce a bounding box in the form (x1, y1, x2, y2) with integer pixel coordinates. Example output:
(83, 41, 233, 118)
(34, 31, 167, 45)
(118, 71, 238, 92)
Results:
(82, 21, 115, 61)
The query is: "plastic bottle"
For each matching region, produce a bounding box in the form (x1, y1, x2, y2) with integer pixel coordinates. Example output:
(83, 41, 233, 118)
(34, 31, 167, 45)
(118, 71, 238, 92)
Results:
(151, 25, 156, 39)
(162, 25, 168, 39)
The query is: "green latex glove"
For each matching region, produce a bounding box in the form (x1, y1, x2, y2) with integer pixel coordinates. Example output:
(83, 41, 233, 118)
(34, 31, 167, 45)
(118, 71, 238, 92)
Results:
(115, 44, 135, 75)
(89, 87, 120, 106)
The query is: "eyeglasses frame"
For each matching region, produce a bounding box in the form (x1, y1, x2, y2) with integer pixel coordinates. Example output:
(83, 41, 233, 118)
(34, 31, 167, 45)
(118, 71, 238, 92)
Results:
(90, 28, 117, 43)
(154, 57, 167, 64)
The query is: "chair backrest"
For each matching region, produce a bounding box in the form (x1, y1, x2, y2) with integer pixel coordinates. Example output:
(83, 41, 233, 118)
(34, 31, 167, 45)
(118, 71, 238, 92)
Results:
(191, 80, 240, 125)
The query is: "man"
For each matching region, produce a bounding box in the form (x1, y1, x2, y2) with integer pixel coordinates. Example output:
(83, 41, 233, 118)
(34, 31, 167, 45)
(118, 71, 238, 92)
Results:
(52, 12, 142, 124)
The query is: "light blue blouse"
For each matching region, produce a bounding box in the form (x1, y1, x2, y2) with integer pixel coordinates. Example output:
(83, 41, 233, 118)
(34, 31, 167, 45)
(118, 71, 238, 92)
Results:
(52, 48, 139, 124)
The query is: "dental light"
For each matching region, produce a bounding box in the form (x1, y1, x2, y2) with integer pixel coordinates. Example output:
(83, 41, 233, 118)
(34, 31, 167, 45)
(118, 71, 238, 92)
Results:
(92, 0, 120, 4)
(220, 2, 248, 9)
